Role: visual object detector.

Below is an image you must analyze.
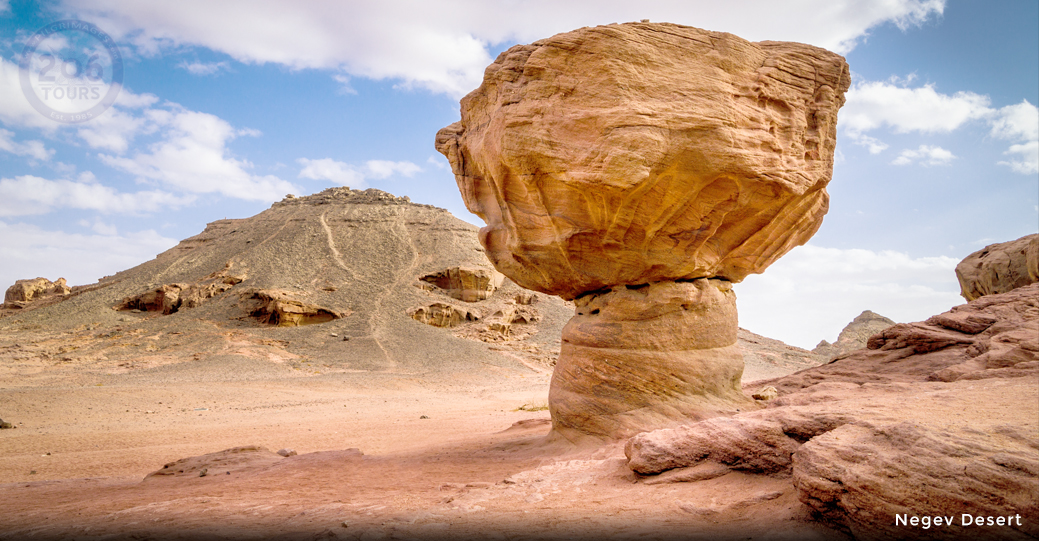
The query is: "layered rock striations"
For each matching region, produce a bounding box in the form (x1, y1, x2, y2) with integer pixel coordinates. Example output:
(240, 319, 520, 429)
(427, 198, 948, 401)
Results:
(437, 22, 850, 439)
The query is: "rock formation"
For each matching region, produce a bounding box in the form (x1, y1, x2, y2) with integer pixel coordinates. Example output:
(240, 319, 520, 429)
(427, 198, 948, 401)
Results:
(812, 310, 895, 360)
(115, 272, 245, 315)
(437, 22, 850, 439)
(248, 289, 347, 327)
(956, 233, 1038, 301)
(3, 277, 70, 309)
(626, 260, 1039, 539)
(419, 266, 504, 302)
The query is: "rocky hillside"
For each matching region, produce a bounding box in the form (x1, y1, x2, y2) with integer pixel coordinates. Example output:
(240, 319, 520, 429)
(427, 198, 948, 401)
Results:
(812, 310, 896, 360)
(0, 188, 573, 387)
(0, 187, 818, 389)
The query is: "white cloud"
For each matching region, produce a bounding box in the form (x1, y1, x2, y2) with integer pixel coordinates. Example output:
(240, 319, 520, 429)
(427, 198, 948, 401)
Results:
(78, 217, 118, 235)
(333, 74, 357, 95)
(990, 100, 1039, 142)
(1000, 141, 1039, 175)
(842, 83, 1038, 174)
(735, 244, 963, 349)
(0, 0, 9, 14)
(854, 134, 889, 154)
(0, 57, 57, 130)
(64, 0, 944, 97)
(0, 221, 178, 289)
(297, 158, 365, 187)
(427, 155, 450, 171)
(891, 144, 955, 166)
(75, 105, 152, 152)
(99, 107, 299, 201)
(842, 81, 992, 136)
(0, 173, 193, 216)
(0, 129, 53, 160)
(364, 159, 421, 179)
(297, 157, 422, 188)
(177, 60, 230, 75)
(990, 100, 1039, 174)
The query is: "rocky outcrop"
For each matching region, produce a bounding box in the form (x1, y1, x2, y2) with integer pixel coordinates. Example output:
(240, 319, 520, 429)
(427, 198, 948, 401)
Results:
(626, 282, 1039, 540)
(3, 277, 70, 309)
(794, 420, 1038, 541)
(956, 233, 1039, 301)
(437, 22, 849, 439)
(248, 290, 346, 327)
(407, 302, 477, 328)
(420, 266, 504, 302)
(116, 272, 244, 315)
(813, 310, 895, 359)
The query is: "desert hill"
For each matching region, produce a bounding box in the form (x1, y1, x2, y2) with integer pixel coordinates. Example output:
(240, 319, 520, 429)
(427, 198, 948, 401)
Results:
(0, 186, 820, 390)
(0, 187, 575, 389)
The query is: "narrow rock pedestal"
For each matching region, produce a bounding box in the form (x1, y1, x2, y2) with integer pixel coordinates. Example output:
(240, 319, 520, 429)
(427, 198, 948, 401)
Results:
(549, 279, 754, 441)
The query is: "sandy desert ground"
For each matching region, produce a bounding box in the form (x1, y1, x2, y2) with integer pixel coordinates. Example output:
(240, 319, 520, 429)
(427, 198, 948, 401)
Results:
(0, 353, 847, 541)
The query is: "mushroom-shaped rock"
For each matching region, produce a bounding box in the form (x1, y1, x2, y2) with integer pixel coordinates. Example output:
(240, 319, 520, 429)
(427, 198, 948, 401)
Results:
(436, 22, 849, 440)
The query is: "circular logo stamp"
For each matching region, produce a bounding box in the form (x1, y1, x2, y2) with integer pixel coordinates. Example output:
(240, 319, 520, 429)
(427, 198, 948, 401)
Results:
(18, 20, 123, 124)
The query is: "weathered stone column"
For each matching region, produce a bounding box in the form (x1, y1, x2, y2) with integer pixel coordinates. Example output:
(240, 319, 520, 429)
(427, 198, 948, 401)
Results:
(550, 279, 751, 440)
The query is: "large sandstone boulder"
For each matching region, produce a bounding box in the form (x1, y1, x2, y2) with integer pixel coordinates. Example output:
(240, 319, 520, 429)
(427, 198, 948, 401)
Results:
(3, 277, 70, 309)
(956, 233, 1038, 301)
(436, 22, 850, 300)
(437, 22, 849, 439)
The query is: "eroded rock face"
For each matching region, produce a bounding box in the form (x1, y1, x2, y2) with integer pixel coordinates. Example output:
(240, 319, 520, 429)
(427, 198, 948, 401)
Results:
(625, 282, 1039, 539)
(956, 233, 1039, 301)
(436, 22, 850, 300)
(3, 277, 70, 309)
(407, 302, 476, 328)
(249, 290, 346, 327)
(420, 266, 504, 302)
(437, 22, 849, 440)
(116, 273, 244, 315)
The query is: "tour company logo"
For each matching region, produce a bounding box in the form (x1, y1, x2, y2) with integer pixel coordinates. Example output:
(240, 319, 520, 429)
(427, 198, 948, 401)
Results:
(18, 19, 123, 124)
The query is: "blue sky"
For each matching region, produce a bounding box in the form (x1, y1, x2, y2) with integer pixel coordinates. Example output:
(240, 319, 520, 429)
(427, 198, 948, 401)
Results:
(0, 0, 1036, 348)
